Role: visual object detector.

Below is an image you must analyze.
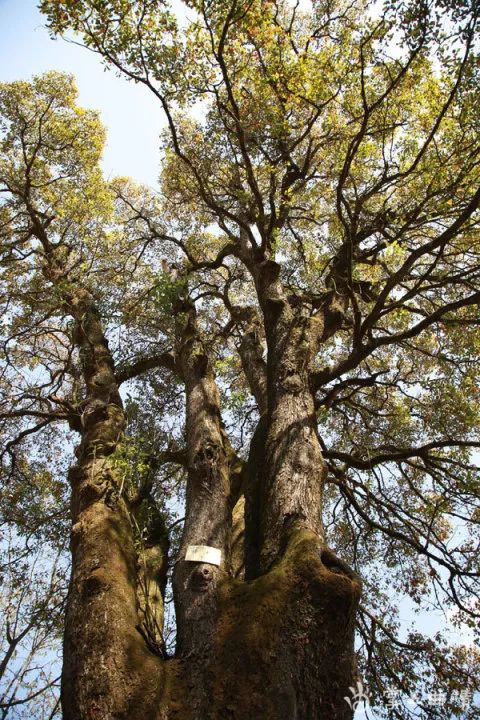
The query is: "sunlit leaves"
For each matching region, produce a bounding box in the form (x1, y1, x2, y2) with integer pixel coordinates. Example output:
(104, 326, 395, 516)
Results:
(41, 1, 183, 96)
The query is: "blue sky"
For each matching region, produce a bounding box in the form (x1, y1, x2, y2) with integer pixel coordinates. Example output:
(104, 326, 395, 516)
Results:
(0, 0, 164, 186)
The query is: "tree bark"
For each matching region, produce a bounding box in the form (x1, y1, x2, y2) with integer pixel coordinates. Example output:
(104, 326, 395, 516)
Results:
(172, 297, 232, 715)
(156, 264, 362, 720)
(52, 267, 361, 720)
(60, 290, 165, 720)
(211, 252, 363, 719)
(252, 258, 326, 567)
(210, 527, 361, 720)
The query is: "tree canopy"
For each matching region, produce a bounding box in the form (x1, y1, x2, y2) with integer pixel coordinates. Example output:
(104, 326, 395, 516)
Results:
(1, 1, 480, 718)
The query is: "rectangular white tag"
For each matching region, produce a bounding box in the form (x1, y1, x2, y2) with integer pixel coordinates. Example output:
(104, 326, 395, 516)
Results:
(185, 545, 222, 566)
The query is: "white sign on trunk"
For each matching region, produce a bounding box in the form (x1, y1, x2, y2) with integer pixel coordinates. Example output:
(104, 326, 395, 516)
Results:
(185, 545, 222, 566)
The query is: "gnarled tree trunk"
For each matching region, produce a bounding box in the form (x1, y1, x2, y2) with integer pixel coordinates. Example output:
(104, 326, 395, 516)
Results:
(36, 234, 170, 719)
(58, 280, 361, 720)
(60, 291, 166, 720)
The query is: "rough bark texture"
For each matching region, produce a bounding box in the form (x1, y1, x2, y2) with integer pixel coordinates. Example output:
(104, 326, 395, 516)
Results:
(55, 268, 360, 720)
(22, 214, 169, 719)
(253, 258, 326, 569)
(59, 291, 165, 720)
(172, 298, 232, 715)
(238, 313, 268, 416)
(64, 460, 163, 720)
(211, 527, 361, 720)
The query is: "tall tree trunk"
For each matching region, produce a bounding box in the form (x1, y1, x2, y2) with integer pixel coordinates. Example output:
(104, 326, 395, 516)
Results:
(61, 290, 164, 720)
(206, 255, 362, 720)
(29, 226, 170, 719)
(254, 259, 326, 569)
(172, 297, 232, 715)
(54, 277, 360, 720)
(160, 263, 362, 720)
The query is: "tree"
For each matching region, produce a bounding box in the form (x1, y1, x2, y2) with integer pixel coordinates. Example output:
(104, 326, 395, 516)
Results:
(0, 71, 172, 718)
(0, 535, 64, 720)
(0, 456, 67, 720)
(1, 0, 480, 717)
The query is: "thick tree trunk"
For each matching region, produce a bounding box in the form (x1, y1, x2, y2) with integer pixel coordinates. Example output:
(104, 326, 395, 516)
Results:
(28, 220, 173, 719)
(252, 258, 326, 565)
(172, 298, 232, 715)
(212, 254, 362, 719)
(58, 282, 361, 720)
(60, 291, 165, 720)
(64, 456, 163, 720)
(210, 527, 361, 720)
